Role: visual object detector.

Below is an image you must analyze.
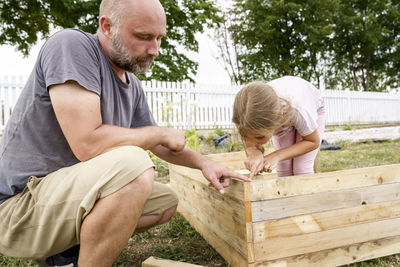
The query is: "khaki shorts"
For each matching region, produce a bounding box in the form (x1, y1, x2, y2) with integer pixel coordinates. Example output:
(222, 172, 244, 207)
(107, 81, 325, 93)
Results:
(0, 146, 178, 259)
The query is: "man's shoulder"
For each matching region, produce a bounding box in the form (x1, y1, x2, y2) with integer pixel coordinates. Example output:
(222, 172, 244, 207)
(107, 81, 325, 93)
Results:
(48, 28, 95, 43)
(42, 28, 100, 59)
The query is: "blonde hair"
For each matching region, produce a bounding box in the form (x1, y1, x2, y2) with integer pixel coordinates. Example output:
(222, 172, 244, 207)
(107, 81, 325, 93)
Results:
(232, 81, 293, 137)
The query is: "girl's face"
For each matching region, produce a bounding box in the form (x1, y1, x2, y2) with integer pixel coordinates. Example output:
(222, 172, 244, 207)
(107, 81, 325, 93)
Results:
(243, 130, 272, 146)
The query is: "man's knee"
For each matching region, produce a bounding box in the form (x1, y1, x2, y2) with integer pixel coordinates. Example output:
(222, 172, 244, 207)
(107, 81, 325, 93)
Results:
(104, 146, 153, 173)
(159, 204, 177, 224)
(142, 183, 178, 215)
(124, 167, 155, 197)
(80, 147, 156, 224)
(97, 146, 155, 194)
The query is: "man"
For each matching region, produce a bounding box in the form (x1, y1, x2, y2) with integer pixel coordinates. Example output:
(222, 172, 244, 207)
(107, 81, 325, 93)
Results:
(0, 0, 250, 266)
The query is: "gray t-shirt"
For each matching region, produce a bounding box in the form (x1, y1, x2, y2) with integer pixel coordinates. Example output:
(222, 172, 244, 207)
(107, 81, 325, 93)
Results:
(0, 29, 156, 204)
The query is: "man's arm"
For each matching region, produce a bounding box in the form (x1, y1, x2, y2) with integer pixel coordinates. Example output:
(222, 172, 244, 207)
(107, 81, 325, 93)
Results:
(49, 80, 186, 161)
(151, 145, 251, 193)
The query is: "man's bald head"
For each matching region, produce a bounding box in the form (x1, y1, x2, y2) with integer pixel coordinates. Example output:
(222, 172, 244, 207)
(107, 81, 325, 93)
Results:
(99, 0, 165, 28)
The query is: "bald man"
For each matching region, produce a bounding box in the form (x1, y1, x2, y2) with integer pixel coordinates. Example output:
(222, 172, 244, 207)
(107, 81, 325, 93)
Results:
(0, 0, 250, 266)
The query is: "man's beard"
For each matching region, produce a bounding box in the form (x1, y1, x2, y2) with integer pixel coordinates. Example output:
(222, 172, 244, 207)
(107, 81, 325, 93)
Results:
(109, 33, 155, 74)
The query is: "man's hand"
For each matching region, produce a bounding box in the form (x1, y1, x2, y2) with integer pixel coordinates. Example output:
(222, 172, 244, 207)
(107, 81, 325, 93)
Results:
(244, 147, 264, 179)
(201, 161, 251, 194)
(161, 128, 186, 152)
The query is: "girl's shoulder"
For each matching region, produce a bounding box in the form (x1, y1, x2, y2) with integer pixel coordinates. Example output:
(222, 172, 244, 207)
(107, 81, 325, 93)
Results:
(267, 76, 315, 90)
(268, 76, 322, 107)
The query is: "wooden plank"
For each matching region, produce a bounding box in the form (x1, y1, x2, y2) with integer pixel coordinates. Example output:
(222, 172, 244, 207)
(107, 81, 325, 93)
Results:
(205, 151, 247, 170)
(254, 235, 400, 267)
(169, 164, 209, 186)
(169, 163, 247, 202)
(249, 164, 400, 201)
(245, 197, 255, 263)
(253, 199, 400, 242)
(175, 204, 250, 267)
(170, 172, 248, 257)
(252, 182, 400, 222)
(253, 216, 400, 261)
(142, 256, 205, 267)
(204, 150, 274, 171)
(170, 172, 246, 237)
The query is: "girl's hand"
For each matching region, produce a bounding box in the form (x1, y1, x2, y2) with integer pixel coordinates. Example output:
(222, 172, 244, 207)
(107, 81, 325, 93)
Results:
(263, 152, 280, 172)
(244, 147, 264, 179)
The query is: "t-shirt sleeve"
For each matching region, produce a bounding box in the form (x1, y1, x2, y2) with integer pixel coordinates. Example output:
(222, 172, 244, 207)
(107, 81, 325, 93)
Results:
(39, 29, 101, 95)
(292, 107, 319, 136)
(269, 76, 323, 137)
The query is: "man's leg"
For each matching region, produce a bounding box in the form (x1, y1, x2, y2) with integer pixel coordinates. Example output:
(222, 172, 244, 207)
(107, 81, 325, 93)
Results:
(44, 182, 178, 267)
(0, 146, 178, 265)
(136, 205, 177, 231)
(78, 167, 154, 267)
(0, 146, 155, 261)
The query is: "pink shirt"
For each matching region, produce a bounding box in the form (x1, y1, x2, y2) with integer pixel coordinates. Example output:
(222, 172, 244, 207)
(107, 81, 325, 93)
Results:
(268, 76, 324, 137)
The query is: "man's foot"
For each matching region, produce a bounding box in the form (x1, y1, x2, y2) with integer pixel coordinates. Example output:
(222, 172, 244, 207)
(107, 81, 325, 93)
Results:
(43, 245, 79, 267)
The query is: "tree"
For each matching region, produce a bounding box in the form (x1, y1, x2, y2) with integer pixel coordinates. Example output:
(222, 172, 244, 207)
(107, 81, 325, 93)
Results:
(226, 0, 338, 86)
(0, 0, 221, 82)
(330, 0, 400, 91)
(209, 1, 245, 84)
(214, 0, 400, 91)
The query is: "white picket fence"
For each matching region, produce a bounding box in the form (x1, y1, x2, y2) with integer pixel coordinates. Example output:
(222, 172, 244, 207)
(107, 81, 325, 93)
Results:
(1, 74, 400, 132)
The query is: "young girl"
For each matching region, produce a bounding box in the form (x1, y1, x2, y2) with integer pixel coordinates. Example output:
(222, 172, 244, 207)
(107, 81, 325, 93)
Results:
(232, 76, 325, 178)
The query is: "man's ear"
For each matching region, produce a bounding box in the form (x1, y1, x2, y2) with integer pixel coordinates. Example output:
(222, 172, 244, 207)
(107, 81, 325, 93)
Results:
(99, 16, 114, 39)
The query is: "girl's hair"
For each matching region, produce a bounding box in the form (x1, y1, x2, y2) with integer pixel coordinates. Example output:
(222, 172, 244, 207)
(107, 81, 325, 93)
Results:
(232, 80, 293, 137)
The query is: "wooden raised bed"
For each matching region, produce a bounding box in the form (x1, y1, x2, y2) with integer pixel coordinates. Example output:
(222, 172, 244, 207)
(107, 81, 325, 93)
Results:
(169, 151, 400, 266)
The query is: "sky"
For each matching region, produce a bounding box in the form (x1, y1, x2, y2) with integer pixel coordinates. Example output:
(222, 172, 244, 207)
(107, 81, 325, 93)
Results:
(0, 33, 232, 85)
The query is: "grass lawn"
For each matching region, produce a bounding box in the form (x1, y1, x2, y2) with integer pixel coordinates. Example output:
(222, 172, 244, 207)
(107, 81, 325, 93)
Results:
(1, 137, 400, 267)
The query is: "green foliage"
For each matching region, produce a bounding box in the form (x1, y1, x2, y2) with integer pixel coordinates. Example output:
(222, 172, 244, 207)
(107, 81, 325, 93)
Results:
(343, 125, 353, 131)
(213, 127, 226, 137)
(218, 0, 400, 91)
(328, 0, 400, 91)
(160, 92, 175, 128)
(149, 151, 170, 177)
(320, 139, 400, 172)
(155, 212, 224, 264)
(0, 0, 221, 82)
(230, 0, 338, 85)
(207, 127, 226, 144)
(0, 254, 36, 266)
(184, 129, 200, 152)
(0, 0, 99, 54)
(163, 212, 199, 238)
(207, 128, 245, 153)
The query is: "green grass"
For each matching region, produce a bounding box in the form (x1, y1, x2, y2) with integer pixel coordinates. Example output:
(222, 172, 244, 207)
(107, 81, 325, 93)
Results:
(0, 256, 36, 267)
(320, 139, 400, 172)
(1, 138, 400, 266)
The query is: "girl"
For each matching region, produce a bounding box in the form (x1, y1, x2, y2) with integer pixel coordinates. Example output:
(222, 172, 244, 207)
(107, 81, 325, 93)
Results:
(232, 76, 325, 178)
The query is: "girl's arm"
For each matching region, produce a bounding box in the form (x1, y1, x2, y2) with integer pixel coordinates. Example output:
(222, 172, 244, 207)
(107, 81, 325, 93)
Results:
(263, 130, 320, 172)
